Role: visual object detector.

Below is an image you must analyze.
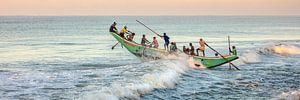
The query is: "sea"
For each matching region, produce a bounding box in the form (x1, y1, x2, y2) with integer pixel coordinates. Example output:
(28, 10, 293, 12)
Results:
(0, 16, 300, 100)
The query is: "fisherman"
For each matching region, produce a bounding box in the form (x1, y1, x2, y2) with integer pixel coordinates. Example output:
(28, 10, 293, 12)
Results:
(170, 42, 178, 52)
(230, 46, 237, 55)
(119, 26, 132, 39)
(186, 48, 190, 55)
(152, 37, 159, 48)
(196, 38, 206, 56)
(183, 46, 188, 54)
(141, 34, 151, 46)
(189, 43, 195, 56)
(126, 32, 135, 42)
(109, 22, 118, 33)
(159, 33, 170, 51)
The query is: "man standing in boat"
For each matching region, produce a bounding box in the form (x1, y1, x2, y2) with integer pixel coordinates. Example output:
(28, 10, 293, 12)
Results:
(196, 38, 206, 56)
(109, 22, 118, 33)
(230, 46, 237, 55)
(159, 33, 170, 51)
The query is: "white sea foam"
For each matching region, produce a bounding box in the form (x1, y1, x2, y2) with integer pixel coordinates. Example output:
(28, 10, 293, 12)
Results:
(81, 55, 191, 100)
(275, 89, 300, 100)
(232, 50, 261, 66)
(271, 44, 300, 55)
(257, 44, 300, 56)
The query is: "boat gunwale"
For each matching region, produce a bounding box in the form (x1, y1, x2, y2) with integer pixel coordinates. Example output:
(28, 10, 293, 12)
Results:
(193, 54, 236, 59)
(110, 32, 168, 53)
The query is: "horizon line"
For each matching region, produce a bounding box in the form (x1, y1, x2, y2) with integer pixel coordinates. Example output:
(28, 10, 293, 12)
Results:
(0, 15, 300, 17)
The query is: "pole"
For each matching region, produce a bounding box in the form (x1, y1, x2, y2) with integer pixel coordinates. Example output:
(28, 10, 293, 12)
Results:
(205, 43, 240, 70)
(111, 42, 119, 50)
(136, 20, 162, 37)
(228, 36, 232, 69)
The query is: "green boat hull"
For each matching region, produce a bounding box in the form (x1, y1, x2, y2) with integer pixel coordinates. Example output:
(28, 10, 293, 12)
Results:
(110, 32, 239, 68)
(193, 55, 239, 68)
(110, 32, 170, 59)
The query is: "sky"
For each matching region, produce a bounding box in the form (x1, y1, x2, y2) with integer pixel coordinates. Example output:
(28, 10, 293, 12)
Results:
(0, 0, 300, 16)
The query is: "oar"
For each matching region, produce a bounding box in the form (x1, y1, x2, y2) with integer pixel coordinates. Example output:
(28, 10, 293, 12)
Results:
(205, 43, 240, 70)
(111, 42, 119, 50)
(228, 36, 232, 70)
(136, 20, 162, 37)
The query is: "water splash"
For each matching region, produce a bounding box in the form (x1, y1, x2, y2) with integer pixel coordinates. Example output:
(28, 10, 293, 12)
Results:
(257, 44, 300, 56)
(81, 58, 191, 100)
(275, 89, 300, 100)
(272, 44, 300, 55)
(232, 50, 261, 66)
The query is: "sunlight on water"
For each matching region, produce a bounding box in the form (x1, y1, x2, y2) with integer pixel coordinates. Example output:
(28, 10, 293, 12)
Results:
(272, 44, 300, 55)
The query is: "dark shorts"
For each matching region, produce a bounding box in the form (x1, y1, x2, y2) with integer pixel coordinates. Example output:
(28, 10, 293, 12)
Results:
(164, 42, 169, 46)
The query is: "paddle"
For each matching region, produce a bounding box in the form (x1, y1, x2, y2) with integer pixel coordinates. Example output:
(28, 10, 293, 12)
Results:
(136, 20, 162, 37)
(111, 42, 119, 50)
(228, 36, 232, 70)
(204, 42, 240, 70)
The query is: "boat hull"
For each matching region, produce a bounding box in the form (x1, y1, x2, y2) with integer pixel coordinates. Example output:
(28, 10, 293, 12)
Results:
(193, 55, 239, 68)
(110, 32, 239, 68)
(110, 32, 170, 59)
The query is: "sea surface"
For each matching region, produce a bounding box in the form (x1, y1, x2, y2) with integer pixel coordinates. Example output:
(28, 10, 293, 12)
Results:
(0, 16, 300, 100)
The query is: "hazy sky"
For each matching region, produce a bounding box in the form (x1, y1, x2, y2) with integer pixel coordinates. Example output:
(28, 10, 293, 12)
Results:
(1, 0, 300, 16)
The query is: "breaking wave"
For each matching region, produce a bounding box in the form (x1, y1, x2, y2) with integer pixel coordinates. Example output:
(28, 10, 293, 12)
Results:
(81, 56, 191, 100)
(257, 44, 300, 56)
(232, 50, 262, 66)
(233, 44, 300, 66)
(275, 89, 300, 100)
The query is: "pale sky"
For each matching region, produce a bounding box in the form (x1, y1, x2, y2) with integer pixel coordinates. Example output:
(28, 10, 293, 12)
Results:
(1, 0, 300, 16)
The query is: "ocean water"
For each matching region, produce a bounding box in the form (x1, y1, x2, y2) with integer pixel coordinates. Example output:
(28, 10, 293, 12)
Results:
(0, 16, 300, 100)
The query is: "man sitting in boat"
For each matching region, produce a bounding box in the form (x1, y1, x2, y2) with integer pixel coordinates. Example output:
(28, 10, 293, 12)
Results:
(170, 42, 178, 52)
(109, 22, 118, 33)
(159, 33, 170, 51)
(126, 32, 135, 42)
(119, 26, 132, 39)
(230, 46, 237, 55)
(151, 37, 159, 48)
(141, 34, 151, 46)
(196, 38, 206, 56)
(189, 43, 195, 55)
(182, 46, 190, 55)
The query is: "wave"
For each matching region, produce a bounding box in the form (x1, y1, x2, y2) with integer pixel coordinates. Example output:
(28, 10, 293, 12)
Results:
(81, 57, 191, 100)
(233, 44, 300, 66)
(232, 50, 262, 66)
(275, 89, 300, 100)
(257, 44, 300, 56)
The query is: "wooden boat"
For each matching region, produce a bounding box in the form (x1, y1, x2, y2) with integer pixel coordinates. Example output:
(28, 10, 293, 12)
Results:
(110, 32, 238, 68)
(193, 55, 238, 69)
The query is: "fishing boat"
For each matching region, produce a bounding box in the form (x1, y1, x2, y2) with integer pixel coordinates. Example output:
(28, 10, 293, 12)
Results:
(193, 55, 238, 69)
(110, 32, 239, 68)
(110, 32, 171, 59)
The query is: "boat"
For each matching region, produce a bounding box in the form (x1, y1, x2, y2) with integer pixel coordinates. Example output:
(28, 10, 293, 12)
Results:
(110, 32, 239, 68)
(193, 55, 238, 69)
(110, 32, 171, 59)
